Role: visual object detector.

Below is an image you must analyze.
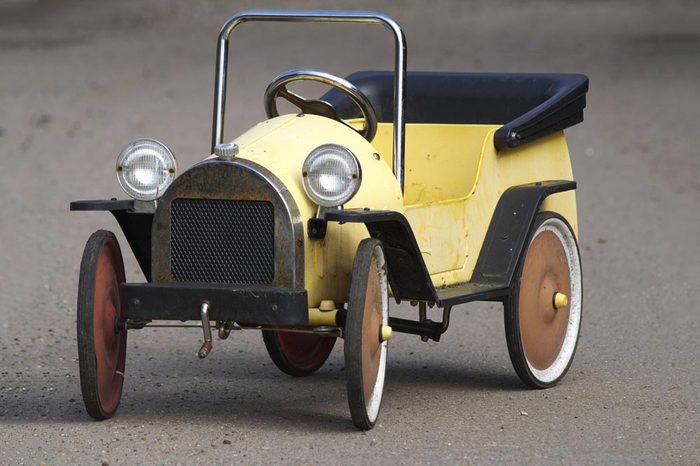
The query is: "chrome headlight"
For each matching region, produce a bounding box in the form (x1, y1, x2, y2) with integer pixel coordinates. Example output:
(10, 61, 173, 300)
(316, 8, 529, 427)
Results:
(116, 138, 177, 201)
(302, 144, 362, 207)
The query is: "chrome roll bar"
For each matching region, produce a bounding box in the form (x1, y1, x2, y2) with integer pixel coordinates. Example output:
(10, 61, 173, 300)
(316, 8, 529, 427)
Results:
(211, 9, 407, 192)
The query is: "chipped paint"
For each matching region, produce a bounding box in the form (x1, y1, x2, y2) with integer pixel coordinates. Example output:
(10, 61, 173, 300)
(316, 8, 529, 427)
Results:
(187, 114, 577, 303)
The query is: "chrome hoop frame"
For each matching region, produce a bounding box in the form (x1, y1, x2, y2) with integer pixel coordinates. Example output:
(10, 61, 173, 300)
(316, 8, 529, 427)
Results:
(211, 9, 407, 192)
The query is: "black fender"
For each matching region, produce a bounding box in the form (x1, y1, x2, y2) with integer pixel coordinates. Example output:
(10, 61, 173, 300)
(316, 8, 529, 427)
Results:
(325, 208, 436, 304)
(325, 180, 576, 307)
(70, 200, 153, 281)
(469, 180, 576, 289)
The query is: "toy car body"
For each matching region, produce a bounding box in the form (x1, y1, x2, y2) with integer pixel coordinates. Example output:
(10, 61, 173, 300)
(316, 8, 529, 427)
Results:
(71, 10, 588, 429)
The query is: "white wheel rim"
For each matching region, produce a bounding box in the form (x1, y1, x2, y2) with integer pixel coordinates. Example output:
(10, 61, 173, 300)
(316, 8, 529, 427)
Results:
(366, 246, 388, 423)
(524, 217, 582, 384)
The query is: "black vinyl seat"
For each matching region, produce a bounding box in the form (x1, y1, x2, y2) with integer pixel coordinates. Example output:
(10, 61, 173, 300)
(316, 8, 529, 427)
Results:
(321, 71, 589, 150)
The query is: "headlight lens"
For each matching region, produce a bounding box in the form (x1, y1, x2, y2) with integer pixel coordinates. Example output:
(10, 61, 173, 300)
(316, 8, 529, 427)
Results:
(302, 144, 361, 207)
(116, 138, 177, 201)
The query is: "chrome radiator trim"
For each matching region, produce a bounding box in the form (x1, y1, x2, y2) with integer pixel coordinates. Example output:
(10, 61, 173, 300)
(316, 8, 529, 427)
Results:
(151, 159, 304, 289)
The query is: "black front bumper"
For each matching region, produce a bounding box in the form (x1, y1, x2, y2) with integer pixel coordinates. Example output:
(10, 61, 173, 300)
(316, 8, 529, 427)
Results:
(121, 282, 308, 325)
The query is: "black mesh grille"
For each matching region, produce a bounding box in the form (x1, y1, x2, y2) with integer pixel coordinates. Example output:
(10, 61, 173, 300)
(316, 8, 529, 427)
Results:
(170, 199, 275, 284)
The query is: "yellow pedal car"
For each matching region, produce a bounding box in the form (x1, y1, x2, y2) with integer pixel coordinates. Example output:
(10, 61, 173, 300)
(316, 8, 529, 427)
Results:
(71, 10, 588, 430)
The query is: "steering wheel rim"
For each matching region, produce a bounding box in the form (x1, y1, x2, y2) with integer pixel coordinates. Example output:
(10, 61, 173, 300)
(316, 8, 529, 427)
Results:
(264, 69, 378, 141)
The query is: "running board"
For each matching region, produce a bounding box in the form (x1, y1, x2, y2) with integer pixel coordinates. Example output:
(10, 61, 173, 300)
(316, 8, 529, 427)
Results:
(436, 282, 510, 307)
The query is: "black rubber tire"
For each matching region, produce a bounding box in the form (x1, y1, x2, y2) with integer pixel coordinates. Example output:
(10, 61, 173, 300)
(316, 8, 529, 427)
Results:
(77, 230, 127, 420)
(262, 328, 336, 377)
(345, 238, 389, 430)
(504, 212, 583, 389)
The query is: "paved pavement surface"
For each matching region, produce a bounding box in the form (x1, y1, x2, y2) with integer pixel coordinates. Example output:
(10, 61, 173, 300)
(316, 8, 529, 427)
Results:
(1, 0, 698, 464)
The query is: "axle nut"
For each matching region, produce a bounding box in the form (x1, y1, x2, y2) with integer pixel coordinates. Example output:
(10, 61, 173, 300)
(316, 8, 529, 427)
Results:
(380, 325, 393, 342)
(553, 292, 569, 309)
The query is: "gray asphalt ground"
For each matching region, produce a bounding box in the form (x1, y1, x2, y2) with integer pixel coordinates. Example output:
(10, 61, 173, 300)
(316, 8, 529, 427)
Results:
(1, 0, 699, 464)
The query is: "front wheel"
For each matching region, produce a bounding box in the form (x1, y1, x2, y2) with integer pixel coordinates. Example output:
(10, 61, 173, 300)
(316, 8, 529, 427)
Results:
(77, 230, 127, 420)
(345, 239, 389, 430)
(505, 213, 582, 388)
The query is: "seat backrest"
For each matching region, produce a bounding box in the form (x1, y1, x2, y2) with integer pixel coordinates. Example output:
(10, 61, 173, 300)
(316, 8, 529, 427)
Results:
(322, 71, 588, 149)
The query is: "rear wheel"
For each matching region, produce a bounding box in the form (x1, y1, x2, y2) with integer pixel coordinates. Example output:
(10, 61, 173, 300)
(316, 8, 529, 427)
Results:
(262, 328, 336, 377)
(505, 213, 582, 388)
(77, 230, 127, 420)
(345, 239, 389, 430)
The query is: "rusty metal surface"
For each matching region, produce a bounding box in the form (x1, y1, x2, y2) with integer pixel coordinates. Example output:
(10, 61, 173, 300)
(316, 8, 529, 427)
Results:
(92, 238, 126, 412)
(150, 158, 304, 289)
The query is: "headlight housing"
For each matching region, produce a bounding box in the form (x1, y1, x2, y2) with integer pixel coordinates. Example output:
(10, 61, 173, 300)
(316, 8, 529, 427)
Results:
(116, 138, 177, 201)
(302, 144, 362, 207)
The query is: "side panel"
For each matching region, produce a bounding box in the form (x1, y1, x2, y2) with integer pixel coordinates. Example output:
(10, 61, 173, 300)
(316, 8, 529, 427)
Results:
(367, 123, 577, 285)
(430, 130, 578, 287)
(405, 202, 469, 274)
(325, 179, 576, 307)
(370, 123, 494, 275)
(369, 122, 497, 205)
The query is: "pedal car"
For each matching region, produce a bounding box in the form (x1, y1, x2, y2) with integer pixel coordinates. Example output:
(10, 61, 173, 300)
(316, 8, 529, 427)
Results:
(71, 10, 588, 430)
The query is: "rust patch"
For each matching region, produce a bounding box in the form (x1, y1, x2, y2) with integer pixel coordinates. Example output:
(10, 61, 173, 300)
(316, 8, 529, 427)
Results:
(151, 159, 304, 289)
(93, 237, 126, 413)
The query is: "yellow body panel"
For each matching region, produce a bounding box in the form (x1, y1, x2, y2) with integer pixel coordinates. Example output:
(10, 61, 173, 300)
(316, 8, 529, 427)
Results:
(369, 123, 496, 206)
(369, 123, 578, 286)
(215, 114, 577, 304)
(431, 129, 577, 286)
(227, 114, 403, 306)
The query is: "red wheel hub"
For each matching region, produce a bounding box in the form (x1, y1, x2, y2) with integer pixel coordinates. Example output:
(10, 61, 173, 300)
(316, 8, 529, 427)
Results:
(276, 327, 336, 373)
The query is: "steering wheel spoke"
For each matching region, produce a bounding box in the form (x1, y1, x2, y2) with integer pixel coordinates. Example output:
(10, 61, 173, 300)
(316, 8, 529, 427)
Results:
(265, 69, 377, 141)
(278, 88, 310, 111)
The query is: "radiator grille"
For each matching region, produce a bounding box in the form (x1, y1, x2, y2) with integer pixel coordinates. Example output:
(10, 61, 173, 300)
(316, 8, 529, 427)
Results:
(170, 199, 275, 284)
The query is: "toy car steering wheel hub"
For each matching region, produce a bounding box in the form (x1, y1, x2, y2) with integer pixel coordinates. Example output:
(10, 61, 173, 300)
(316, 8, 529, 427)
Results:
(265, 69, 378, 141)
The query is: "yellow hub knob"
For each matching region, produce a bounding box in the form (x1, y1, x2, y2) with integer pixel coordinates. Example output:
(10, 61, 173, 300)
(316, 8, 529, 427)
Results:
(553, 292, 569, 309)
(319, 299, 336, 311)
(380, 325, 393, 342)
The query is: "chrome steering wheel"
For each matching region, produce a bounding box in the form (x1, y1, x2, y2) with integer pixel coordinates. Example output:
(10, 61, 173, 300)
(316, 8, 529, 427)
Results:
(264, 69, 378, 141)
